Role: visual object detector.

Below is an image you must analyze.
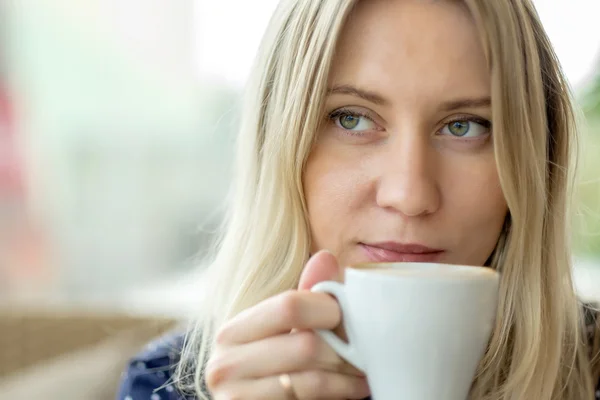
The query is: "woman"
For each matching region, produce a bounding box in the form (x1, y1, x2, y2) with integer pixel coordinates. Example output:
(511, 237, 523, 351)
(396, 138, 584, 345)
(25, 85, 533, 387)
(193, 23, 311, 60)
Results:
(118, 0, 600, 399)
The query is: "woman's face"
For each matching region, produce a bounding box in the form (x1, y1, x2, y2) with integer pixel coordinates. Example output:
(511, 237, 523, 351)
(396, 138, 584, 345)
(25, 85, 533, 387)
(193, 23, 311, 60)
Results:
(304, 0, 508, 268)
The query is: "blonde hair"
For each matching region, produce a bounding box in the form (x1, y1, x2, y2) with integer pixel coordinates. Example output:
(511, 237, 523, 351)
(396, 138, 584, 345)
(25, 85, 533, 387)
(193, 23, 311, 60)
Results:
(176, 0, 595, 398)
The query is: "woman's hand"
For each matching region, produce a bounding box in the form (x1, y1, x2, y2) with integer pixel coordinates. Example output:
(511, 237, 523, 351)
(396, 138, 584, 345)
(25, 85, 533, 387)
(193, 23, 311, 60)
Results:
(205, 250, 370, 399)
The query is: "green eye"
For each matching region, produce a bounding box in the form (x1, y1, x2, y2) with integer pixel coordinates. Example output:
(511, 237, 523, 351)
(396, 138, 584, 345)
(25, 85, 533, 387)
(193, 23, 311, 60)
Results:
(448, 120, 470, 136)
(329, 109, 377, 134)
(339, 114, 360, 130)
(441, 118, 491, 138)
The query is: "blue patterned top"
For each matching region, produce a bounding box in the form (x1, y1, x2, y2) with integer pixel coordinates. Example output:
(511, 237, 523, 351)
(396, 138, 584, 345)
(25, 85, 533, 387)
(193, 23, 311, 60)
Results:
(116, 334, 194, 400)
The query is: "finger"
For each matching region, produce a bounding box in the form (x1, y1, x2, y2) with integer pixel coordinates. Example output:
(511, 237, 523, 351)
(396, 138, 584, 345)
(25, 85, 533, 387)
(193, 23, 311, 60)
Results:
(217, 250, 342, 344)
(297, 250, 349, 343)
(298, 249, 343, 291)
(216, 290, 341, 345)
(292, 370, 370, 399)
(212, 371, 370, 400)
(207, 330, 362, 385)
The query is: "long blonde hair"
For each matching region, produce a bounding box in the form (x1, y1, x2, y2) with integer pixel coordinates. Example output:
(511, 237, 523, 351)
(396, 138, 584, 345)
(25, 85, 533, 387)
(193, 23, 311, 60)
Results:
(176, 0, 595, 398)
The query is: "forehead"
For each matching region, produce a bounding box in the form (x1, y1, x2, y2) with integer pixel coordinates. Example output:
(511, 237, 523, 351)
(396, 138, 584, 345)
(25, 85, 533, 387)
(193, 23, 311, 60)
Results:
(329, 0, 490, 103)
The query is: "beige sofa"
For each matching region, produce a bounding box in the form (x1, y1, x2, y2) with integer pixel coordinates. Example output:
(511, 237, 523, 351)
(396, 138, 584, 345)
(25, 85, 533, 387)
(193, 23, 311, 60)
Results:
(0, 307, 178, 399)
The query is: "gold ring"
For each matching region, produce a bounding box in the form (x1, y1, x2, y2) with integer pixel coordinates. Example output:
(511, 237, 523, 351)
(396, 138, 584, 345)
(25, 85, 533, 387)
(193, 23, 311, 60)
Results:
(278, 373, 298, 399)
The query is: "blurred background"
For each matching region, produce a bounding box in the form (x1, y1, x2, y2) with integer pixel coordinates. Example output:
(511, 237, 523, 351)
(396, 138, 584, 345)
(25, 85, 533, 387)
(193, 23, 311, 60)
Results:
(0, 0, 599, 398)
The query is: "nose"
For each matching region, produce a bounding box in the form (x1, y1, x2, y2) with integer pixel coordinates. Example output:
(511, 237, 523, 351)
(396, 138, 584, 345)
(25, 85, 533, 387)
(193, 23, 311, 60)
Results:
(375, 134, 440, 217)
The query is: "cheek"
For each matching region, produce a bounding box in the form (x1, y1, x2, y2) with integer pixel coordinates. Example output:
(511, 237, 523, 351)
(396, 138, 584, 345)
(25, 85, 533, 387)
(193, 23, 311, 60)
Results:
(443, 157, 508, 262)
(303, 144, 369, 252)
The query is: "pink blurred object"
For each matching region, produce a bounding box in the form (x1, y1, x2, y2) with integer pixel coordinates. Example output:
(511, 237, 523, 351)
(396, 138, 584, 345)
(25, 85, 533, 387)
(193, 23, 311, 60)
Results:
(0, 84, 54, 299)
(0, 84, 24, 198)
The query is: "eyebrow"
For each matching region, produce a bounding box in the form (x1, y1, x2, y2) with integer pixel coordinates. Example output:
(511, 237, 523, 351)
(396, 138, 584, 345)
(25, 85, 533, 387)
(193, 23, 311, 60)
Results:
(327, 85, 389, 106)
(327, 84, 491, 111)
(441, 97, 491, 111)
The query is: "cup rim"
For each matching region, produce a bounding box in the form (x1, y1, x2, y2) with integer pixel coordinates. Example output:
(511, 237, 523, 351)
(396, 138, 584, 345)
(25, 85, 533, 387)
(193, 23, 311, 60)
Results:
(346, 262, 499, 279)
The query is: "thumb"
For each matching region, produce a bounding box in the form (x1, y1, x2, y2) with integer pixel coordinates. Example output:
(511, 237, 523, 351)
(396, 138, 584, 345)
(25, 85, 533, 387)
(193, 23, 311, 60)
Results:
(298, 250, 343, 291)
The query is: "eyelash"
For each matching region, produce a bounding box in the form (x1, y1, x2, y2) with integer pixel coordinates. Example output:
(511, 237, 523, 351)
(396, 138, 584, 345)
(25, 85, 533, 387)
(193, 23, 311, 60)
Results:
(449, 116, 492, 130)
(327, 109, 492, 137)
(329, 108, 373, 123)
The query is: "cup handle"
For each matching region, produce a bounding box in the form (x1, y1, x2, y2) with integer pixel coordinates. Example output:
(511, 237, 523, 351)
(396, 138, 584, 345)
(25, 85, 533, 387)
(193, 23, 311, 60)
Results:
(311, 281, 365, 372)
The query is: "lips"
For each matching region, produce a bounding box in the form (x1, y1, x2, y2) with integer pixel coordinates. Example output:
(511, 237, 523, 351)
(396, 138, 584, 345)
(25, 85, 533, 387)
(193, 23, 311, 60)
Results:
(359, 242, 445, 263)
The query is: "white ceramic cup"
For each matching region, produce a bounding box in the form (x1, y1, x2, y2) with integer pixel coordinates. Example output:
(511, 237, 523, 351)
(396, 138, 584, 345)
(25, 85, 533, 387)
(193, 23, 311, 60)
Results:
(311, 262, 499, 400)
